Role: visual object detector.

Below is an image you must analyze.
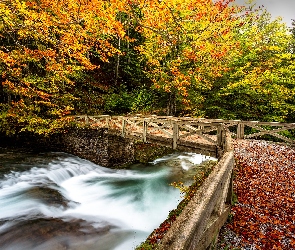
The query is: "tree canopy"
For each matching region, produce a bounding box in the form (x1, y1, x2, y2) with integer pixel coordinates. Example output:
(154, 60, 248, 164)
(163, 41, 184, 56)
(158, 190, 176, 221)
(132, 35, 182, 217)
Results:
(0, 0, 294, 135)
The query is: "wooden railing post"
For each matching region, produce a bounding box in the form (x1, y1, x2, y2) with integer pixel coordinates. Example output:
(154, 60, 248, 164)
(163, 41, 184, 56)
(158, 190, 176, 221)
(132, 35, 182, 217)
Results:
(85, 115, 89, 125)
(106, 115, 110, 128)
(173, 121, 179, 149)
(197, 118, 205, 130)
(237, 123, 245, 139)
(226, 170, 234, 205)
(217, 125, 223, 148)
(143, 119, 148, 142)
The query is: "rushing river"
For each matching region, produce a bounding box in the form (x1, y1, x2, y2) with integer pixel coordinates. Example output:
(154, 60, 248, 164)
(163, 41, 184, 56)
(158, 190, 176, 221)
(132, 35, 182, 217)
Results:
(0, 148, 216, 250)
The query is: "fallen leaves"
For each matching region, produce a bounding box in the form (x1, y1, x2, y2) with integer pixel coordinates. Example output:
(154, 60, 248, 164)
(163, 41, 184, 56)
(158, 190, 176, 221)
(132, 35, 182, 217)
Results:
(228, 140, 295, 249)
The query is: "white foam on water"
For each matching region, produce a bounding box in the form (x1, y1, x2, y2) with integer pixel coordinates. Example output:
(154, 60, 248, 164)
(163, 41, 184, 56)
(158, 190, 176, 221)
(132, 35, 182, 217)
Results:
(0, 151, 215, 249)
(59, 168, 180, 232)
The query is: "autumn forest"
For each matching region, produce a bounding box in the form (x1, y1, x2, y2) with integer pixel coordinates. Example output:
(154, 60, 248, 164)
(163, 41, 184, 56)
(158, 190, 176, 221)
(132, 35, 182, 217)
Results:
(0, 0, 295, 135)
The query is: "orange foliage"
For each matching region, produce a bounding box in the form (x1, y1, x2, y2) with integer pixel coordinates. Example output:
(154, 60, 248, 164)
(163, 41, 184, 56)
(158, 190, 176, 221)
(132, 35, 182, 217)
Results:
(129, 0, 244, 109)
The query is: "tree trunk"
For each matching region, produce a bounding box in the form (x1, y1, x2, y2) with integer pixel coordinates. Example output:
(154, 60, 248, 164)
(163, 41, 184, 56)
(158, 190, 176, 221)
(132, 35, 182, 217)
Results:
(114, 13, 121, 85)
(114, 37, 121, 85)
(0, 79, 3, 104)
(166, 92, 176, 116)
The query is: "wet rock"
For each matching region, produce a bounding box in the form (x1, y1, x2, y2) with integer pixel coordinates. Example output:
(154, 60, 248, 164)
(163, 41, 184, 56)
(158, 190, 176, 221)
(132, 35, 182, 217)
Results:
(25, 187, 73, 208)
(134, 143, 175, 164)
(0, 218, 115, 250)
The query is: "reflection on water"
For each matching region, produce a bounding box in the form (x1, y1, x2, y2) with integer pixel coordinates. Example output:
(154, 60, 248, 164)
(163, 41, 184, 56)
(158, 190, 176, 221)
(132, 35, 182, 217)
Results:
(0, 148, 216, 250)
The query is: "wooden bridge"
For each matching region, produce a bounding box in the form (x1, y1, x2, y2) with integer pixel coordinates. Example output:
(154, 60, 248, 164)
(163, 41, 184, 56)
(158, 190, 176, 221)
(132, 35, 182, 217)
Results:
(73, 115, 295, 249)
(74, 115, 295, 157)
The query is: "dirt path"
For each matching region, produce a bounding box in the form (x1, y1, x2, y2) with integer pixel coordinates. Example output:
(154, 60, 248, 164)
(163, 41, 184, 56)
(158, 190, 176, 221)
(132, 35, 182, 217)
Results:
(217, 139, 295, 250)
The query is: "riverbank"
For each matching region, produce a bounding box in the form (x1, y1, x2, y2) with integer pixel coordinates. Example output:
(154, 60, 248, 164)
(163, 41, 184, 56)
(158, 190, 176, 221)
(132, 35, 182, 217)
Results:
(217, 140, 295, 249)
(0, 129, 177, 169)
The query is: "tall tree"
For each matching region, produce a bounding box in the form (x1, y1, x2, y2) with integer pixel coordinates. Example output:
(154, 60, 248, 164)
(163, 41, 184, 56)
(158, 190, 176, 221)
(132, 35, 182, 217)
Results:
(0, 0, 127, 134)
(128, 0, 243, 115)
(205, 9, 295, 122)
(290, 19, 295, 54)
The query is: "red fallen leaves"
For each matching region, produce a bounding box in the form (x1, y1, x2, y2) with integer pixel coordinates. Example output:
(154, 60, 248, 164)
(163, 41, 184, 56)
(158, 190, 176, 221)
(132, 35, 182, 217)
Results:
(148, 221, 174, 244)
(228, 140, 295, 249)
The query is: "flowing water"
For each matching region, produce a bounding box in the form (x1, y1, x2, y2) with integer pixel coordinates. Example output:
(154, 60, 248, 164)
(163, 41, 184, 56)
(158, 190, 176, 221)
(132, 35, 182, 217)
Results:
(0, 148, 216, 250)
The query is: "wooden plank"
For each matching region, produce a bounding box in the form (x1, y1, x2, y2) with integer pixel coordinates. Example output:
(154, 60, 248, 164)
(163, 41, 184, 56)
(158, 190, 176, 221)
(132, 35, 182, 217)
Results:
(226, 171, 234, 205)
(126, 118, 143, 127)
(173, 122, 179, 149)
(85, 116, 89, 125)
(121, 118, 126, 137)
(88, 116, 109, 127)
(179, 124, 200, 132)
(178, 131, 217, 144)
(217, 125, 223, 147)
(192, 133, 217, 144)
(245, 125, 290, 136)
(149, 121, 173, 128)
(124, 118, 143, 132)
(237, 123, 245, 139)
(246, 131, 295, 144)
(247, 121, 295, 127)
(106, 116, 110, 128)
(202, 118, 240, 125)
(178, 124, 217, 133)
(108, 120, 123, 130)
(178, 131, 200, 139)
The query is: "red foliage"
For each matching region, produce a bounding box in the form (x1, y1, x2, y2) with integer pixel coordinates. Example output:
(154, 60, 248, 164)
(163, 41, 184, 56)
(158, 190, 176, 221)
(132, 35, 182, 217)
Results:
(229, 140, 295, 249)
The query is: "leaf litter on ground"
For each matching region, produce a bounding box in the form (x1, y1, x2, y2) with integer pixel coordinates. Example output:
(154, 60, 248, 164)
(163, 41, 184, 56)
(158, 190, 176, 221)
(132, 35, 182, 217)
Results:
(218, 139, 295, 250)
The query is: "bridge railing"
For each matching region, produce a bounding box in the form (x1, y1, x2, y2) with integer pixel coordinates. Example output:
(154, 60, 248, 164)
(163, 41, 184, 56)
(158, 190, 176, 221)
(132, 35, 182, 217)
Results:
(201, 118, 295, 145)
(74, 115, 295, 149)
(74, 115, 226, 155)
(158, 134, 234, 249)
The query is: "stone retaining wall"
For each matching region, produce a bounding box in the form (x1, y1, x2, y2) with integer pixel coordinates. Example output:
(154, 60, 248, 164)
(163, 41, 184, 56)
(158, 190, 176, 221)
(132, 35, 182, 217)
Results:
(58, 128, 135, 167)
(0, 128, 135, 168)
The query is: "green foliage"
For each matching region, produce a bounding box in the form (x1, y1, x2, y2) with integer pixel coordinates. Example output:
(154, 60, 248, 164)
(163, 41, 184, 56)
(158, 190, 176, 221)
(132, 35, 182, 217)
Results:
(136, 242, 155, 250)
(103, 86, 133, 114)
(131, 87, 155, 112)
(102, 86, 162, 115)
(204, 11, 295, 122)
